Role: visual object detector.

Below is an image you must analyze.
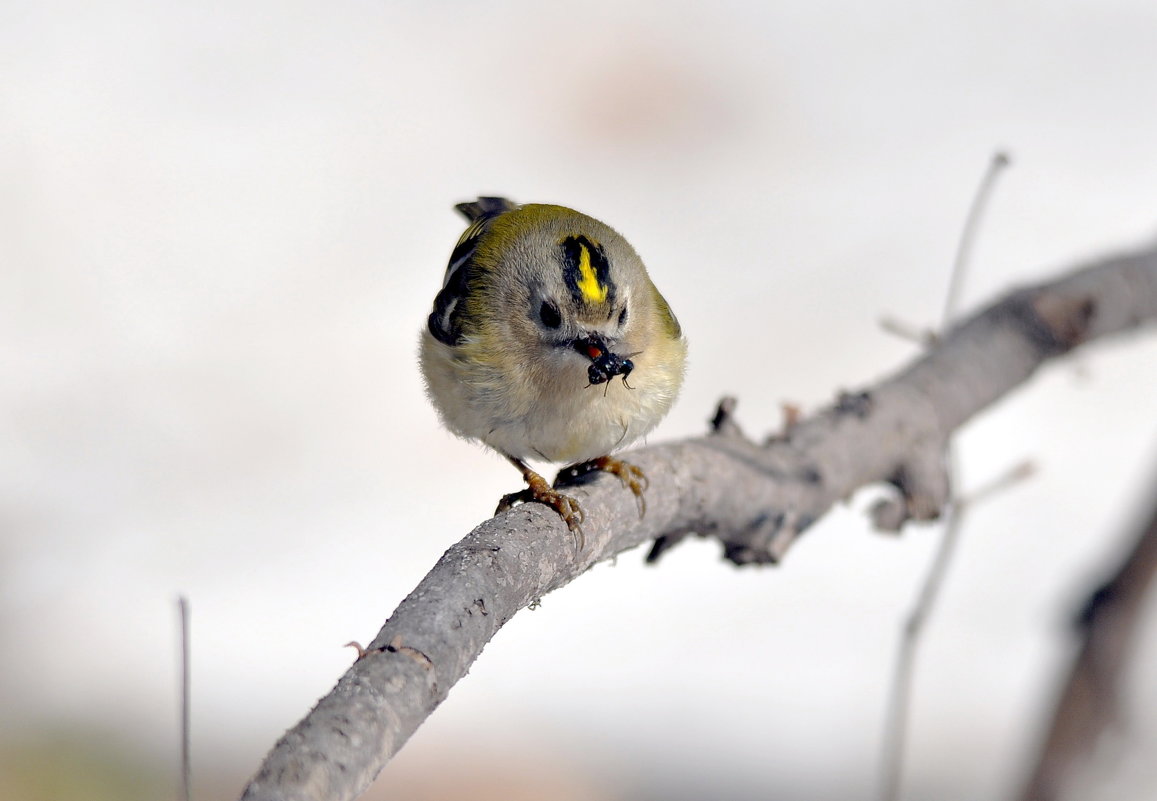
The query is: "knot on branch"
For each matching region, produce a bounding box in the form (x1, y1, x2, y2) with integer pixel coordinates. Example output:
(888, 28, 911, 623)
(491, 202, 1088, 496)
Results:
(723, 510, 817, 565)
(870, 447, 951, 532)
(709, 395, 745, 439)
(1003, 288, 1097, 355)
(834, 390, 874, 419)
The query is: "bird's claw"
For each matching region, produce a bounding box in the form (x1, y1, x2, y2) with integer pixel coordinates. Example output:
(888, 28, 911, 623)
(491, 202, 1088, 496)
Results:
(496, 471, 586, 552)
(559, 456, 649, 519)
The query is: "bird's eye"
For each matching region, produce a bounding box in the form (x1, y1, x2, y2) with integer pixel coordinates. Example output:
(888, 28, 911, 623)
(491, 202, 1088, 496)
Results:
(539, 301, 562, 329)
(618, 306, 628, 327)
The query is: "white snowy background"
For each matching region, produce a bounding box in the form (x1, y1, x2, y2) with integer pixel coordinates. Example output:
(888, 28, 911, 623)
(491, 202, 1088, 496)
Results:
(3, 1, 1157, 799)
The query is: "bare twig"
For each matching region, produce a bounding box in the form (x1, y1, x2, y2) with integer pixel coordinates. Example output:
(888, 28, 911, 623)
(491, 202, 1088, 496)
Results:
(943, 152, 1012, 326)
(879, 151, 1013, 801)
(878, 462, 1033, 800)
(178, 596, 191, 801)
(241, 241, 1157, 801)
(879, 315, 938, 347)
(961, 460, 1036, 507)
(1016, 476, 1157, 801)
(879, 492, 966, 801)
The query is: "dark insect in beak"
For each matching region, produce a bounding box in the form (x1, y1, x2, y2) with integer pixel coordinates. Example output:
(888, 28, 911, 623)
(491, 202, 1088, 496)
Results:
(573, 333, 635, 390)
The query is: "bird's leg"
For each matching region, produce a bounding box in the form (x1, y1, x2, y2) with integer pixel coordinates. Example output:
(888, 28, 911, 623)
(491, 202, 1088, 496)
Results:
(496, 456, 586, 551)
(558, 455, 649, 518)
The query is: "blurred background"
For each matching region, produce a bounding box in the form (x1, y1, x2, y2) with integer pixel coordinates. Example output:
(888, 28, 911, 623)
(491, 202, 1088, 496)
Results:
(4, 1, 1157, 799)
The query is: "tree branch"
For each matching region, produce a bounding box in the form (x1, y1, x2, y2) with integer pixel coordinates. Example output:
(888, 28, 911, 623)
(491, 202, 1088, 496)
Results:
(1016, 474, 1157, 801)
(240, 242, 1157, 801)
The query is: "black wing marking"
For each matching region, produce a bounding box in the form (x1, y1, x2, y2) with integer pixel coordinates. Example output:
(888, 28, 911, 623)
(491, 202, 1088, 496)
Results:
(428, 198, 518, 345)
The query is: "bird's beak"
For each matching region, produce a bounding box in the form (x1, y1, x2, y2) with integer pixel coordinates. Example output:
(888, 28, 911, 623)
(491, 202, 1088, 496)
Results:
(573, 332, 634, 386)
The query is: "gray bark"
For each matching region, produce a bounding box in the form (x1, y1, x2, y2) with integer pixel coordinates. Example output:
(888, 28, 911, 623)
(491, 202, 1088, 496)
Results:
(1016, 479, 1157, 801)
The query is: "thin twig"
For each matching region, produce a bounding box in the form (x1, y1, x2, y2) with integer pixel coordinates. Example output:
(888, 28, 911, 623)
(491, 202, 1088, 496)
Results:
(879, 315, 938, 347)
(878, 459, 1035, 799)
(178, 596, 191, 801)
(879, 150, 1012, 801)
(943, 152, 1012, 326)
(961, 460, 1036, 507)
(878, 491, 964, 800)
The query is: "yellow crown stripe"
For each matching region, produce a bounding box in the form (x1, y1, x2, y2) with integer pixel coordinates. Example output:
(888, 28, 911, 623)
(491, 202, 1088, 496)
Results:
(575, 243, 608, 304)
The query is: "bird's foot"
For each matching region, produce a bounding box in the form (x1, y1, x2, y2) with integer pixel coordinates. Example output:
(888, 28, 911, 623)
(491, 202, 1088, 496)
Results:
(496, 467, 586, 551)
(559, 456, 648, 518)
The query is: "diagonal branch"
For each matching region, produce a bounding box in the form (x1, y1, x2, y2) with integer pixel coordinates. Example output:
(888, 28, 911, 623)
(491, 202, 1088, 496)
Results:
(1016, 474, 1157, 801)
(240, 241, 1157, 801)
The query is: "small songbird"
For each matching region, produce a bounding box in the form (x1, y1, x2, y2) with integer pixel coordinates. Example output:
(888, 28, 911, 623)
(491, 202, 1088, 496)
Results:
(419, 198, 686, 549)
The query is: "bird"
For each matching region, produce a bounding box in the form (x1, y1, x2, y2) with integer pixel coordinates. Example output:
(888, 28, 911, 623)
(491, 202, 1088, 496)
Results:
(419, 197, 686, 550)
